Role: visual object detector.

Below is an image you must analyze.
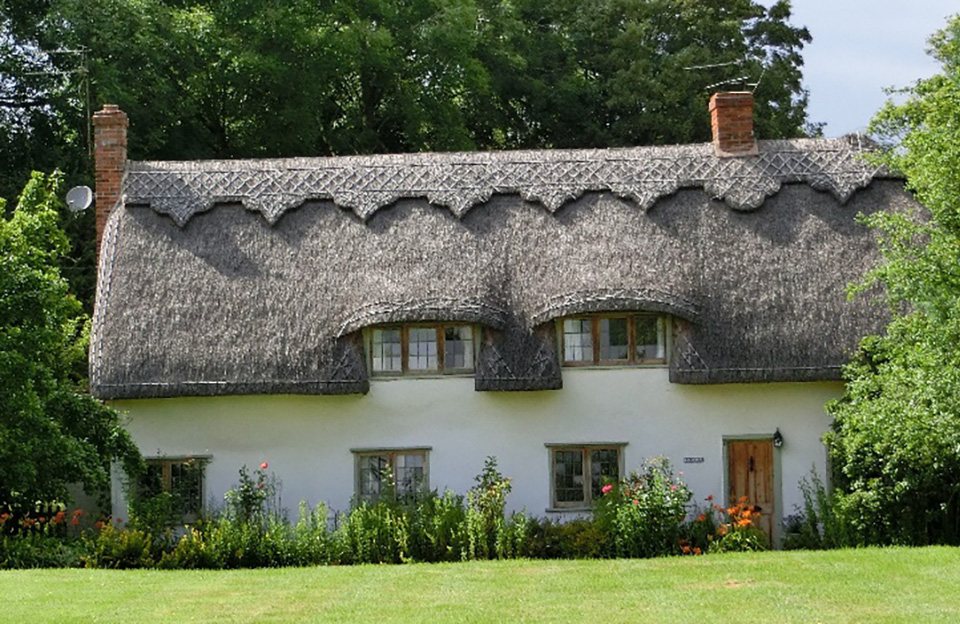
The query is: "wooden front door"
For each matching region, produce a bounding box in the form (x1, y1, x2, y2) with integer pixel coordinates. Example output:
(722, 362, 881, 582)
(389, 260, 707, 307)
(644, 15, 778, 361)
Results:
(727, 439, 774, 544)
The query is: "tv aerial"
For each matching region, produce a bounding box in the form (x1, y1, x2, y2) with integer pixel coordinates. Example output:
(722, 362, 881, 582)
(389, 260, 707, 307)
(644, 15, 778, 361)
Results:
(684, 58, 766, 93)
(65, 185, 93, 212)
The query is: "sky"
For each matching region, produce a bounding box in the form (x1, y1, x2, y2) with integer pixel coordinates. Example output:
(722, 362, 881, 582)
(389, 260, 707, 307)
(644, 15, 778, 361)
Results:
(762, 1, 958, 136)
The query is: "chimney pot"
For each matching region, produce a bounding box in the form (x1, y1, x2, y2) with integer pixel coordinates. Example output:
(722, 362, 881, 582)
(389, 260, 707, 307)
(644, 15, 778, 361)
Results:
(709, 92, 757, 157)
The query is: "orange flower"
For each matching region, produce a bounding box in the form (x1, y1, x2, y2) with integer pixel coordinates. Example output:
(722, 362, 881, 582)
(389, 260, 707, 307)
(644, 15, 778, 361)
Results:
(739, 496, 748, 503)
(737, 518, 752, 528)
(682, 545, 691, 554)
(70, 517, 80, 526)
(93, 521, 104, 530)
(727, 507, 737, 515)
(741, 509, 752, 519)
(696, 514, 706, 523)
(717, 525, 727, 535)
(705, 495, 714, 502)
(693, 547, 702, 555)
(72, 509, 84, 517)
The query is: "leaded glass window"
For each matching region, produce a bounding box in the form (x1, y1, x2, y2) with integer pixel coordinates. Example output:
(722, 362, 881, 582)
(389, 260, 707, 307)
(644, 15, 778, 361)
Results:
(561, 316, 667, 366)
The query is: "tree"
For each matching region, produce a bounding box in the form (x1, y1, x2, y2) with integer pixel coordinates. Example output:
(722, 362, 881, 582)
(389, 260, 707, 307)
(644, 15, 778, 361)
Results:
(0, 171, 141, 512)
(825, 15, 960, 546)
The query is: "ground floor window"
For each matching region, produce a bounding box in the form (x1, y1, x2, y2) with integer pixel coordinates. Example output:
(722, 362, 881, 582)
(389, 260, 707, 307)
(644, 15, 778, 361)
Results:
(547, 444, 625, 509)
(139, 457, 207, 521)
(353, 448, 430, 500)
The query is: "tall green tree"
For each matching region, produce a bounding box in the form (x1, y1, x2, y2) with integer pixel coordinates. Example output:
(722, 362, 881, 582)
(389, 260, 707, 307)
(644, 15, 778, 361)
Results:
(0, 172, 141, 511)
(825, 15, 960, 546)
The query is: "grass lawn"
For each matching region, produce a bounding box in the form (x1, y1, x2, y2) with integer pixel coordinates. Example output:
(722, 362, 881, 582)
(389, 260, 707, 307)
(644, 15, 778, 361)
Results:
(3, 547, 959, 623)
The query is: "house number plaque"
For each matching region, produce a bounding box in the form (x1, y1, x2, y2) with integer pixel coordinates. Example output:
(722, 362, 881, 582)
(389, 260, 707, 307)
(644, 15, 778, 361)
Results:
(683, 456, 705, 464)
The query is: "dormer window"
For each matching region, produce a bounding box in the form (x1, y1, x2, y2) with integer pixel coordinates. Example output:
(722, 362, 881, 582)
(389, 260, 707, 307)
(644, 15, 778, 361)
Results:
(561, 315, 666, 366)
(368, 324, 476, 376)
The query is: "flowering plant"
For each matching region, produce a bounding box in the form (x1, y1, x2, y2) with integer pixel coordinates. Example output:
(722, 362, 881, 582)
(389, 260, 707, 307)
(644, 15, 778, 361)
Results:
(594, 457, 692, 558)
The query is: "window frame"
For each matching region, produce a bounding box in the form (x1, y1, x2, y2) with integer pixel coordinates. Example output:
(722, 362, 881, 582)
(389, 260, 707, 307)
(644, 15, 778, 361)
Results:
(367, 323, 478, 377)
(560, 314, 667, 367)
(352, 447, 432, 501)
(140, 456, 208, 523)
(546, 443, 626, 510)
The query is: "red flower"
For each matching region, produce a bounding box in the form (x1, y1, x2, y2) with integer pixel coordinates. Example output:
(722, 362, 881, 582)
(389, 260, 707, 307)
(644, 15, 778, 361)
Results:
(697, 514, 706, 523)
(72, 509, 84, 517)
(70, 517, 80, 526)
(632, 499, 639, 505)
(93, 521, 104, 530)
(260, 462, 269, 470)
(693, 547, 702, 555)
(705, 495, 714, 502)
(601, 484, 613, 494)
(38, 516, 46, 523)
(116, 518, 123, 524)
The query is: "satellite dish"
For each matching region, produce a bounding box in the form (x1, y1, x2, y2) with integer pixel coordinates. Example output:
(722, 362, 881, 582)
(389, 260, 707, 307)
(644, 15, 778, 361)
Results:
(66, 185, 93, 212)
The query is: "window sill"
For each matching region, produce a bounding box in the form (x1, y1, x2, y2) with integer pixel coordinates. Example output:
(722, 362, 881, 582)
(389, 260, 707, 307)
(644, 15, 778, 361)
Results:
(370, 373, 476, 380)
(545, 507, 595, 514)
(561, 363, 667, 370)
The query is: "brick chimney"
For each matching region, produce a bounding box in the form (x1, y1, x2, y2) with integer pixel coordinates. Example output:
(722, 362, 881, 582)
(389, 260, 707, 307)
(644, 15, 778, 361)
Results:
(709, 92, 757, 157)
(93, 104, 128, 256)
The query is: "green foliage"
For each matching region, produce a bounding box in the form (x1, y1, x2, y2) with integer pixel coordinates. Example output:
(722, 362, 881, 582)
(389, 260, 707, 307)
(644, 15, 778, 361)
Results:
(826, 15, 960, 546)
(464, 456, 516, 560)
(0, 1, 813, 199)
(83, 522, 155, 569)
(782, 469, 851, 550)
(594, 457, 692, 558)
(0, 172, 142, 512)
(707, 497, 768, 553)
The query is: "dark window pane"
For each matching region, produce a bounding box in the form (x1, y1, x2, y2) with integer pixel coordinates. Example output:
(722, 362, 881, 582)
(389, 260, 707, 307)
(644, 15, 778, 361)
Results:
(590, 449, 620, 499)
(394, 453, 425, 497)
(635, 316, 665, 361)
(444, 326, 473, 370)
(554, 450, 585, 503)
(600, 318, 629, 361)
(359, 455, 389, 497)
(171, 461, 203, 516)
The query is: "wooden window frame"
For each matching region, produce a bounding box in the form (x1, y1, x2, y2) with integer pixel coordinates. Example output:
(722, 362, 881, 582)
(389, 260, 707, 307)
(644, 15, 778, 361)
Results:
(560, 314, 667, 367)
(352, 447, 431, 500)
(546, 443, 626, 510)
(368, 324, 477, 376)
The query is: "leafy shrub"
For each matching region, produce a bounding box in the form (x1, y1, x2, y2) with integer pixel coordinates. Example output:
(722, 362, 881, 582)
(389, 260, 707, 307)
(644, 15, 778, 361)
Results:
(84, 521, 155, 569)
(782, 470, 851, 550)
(406, 491, 467, 562)
(464, 457, 514, 560)
(541, 519, 609, 559)
(336, 499, 410, 564)
(594, 457, 692, 558)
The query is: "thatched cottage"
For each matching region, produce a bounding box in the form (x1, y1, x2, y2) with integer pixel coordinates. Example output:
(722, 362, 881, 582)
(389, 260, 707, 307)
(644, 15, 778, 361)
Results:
(90, 93, 911, 543)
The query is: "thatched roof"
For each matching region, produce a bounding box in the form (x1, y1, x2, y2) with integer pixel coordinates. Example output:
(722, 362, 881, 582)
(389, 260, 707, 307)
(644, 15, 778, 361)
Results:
(90, 137, 910, 398)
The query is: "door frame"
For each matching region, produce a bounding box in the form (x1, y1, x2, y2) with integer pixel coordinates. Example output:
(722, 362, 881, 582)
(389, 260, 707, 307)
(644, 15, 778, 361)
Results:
(722, 434, 783, 549)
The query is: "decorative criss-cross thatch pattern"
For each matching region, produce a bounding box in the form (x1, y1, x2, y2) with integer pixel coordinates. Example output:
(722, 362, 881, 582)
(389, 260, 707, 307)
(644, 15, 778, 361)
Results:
(124, 137, 887, 226)
(90, 138, 910, 399)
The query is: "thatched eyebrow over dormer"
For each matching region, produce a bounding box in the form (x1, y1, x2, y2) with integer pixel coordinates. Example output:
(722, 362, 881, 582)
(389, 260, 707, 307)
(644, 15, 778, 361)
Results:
(89, 138, 910, 399)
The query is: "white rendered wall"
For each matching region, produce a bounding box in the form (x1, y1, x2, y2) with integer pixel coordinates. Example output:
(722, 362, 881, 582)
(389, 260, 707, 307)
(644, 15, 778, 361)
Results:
(111, 369, 838, 535)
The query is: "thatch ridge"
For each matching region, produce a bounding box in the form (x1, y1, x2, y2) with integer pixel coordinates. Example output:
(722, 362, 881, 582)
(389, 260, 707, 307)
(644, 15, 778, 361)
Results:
(123, 137, 892, 226)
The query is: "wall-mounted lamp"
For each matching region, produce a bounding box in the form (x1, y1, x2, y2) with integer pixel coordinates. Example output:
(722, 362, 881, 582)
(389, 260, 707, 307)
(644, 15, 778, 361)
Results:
(773, 428, 784, 448)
